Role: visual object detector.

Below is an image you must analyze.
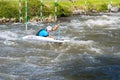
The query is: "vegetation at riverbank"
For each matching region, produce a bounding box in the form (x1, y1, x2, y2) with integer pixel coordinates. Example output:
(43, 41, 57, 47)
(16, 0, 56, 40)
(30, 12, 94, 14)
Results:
(0, 0, 120, 22)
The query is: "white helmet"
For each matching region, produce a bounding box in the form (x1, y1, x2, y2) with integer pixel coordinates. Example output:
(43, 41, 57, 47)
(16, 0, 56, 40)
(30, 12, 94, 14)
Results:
(46, 26, 52, 31)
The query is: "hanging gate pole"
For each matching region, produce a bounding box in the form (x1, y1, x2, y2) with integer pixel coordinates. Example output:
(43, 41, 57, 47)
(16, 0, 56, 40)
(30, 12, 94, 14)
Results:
(54, 0, 58, 22)
(40, 0, 43, 22)
(19, 0, 22, 22)
(84, 0, 87, 14)
(110, 0, 112, 4)
(25, 0, 28, 31)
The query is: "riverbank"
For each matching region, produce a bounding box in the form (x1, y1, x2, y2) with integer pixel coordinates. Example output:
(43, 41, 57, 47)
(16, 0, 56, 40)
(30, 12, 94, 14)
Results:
(0, 0, 120, 23)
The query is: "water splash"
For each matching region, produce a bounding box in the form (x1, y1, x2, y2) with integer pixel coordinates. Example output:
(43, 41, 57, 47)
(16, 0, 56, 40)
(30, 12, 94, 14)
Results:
(0, 31, 18, 40)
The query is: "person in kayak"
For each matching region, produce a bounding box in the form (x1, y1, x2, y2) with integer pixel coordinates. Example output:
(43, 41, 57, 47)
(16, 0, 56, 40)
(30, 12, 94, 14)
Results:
(36, 24, 60, 38)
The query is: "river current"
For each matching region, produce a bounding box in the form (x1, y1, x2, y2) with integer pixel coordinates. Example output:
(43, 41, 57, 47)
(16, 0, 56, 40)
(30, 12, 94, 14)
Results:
(0, 13, 120, 80)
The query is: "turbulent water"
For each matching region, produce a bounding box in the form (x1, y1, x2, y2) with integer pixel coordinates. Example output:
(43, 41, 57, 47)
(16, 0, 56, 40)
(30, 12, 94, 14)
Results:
(0, 13, 120, 80)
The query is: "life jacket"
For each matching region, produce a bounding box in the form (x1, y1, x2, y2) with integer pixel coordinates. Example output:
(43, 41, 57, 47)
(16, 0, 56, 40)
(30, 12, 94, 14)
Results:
(36, 28, 49, 37)
(36, 29, 44, 36)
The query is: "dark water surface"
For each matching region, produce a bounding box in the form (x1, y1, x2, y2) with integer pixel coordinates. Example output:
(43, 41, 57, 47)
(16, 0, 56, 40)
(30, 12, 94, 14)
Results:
(0, 13, 120, 80)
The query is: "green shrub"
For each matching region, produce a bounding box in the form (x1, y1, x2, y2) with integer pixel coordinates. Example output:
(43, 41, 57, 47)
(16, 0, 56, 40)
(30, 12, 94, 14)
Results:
(0, 0, 119, 22)
(0, 1, 19, 19)
(96, 3, 107, 12)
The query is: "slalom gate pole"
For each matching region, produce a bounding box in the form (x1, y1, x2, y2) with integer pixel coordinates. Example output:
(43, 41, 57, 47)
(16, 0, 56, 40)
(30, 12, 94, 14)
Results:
(25, 0, 28, 31)
(40, 0, 43, 22)
(84, 0, 87, 14)
(109, 0, 112, 13)
(110, 0, 112, 4)
(54, 0, 58, 22)
(19, 0, 22, 22)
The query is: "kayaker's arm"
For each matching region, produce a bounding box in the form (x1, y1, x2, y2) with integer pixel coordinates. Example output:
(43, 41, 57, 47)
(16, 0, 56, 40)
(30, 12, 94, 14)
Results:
(52, 24, 60, 31)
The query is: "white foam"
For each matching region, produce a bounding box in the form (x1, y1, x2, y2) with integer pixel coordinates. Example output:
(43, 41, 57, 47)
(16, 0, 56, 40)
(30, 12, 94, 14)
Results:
(0, 31, 18, 40)
(70, 40, 94, 45)
(28, 21, 38, 26)
(67, 40, 103, 54)
(0, 56, 22, 61)
(90, 47, 102, 54)
(3, 40, 17, 46)
(85, 19, 115, 27)
(70, 21, 84, 29)
(101, 15, 109, 19)
(0, 73, 17, 79)
(114, 52, 120, 56)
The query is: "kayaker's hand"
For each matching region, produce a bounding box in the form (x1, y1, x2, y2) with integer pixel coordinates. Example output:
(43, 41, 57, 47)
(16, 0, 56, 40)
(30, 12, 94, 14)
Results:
(47, 35, 52, 38)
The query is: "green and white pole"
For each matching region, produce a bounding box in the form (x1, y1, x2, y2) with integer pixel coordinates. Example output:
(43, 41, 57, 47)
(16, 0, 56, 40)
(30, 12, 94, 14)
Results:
(110, 0, 112, 4)
(84, 0, 87, 14)
(25, 0, 28, 31)
(72, 0, 75, 8)
(72, 0, 75, 3)
(40, 0, 42, 22)
(54, 0, 58, 22)
(109, 0, 112, 13)
(19, 0, 22, 22)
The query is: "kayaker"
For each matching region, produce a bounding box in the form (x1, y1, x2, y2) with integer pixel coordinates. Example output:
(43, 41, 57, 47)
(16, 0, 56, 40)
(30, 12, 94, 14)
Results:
(36, 24, 60, 38)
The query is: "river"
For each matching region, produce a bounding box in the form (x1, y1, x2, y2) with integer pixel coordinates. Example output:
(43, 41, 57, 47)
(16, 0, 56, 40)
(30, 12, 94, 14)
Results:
(0, 13, 120, 80)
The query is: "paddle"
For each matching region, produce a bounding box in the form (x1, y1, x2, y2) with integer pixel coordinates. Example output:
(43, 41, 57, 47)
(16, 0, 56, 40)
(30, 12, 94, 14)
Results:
(57, 24, 61, 39)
